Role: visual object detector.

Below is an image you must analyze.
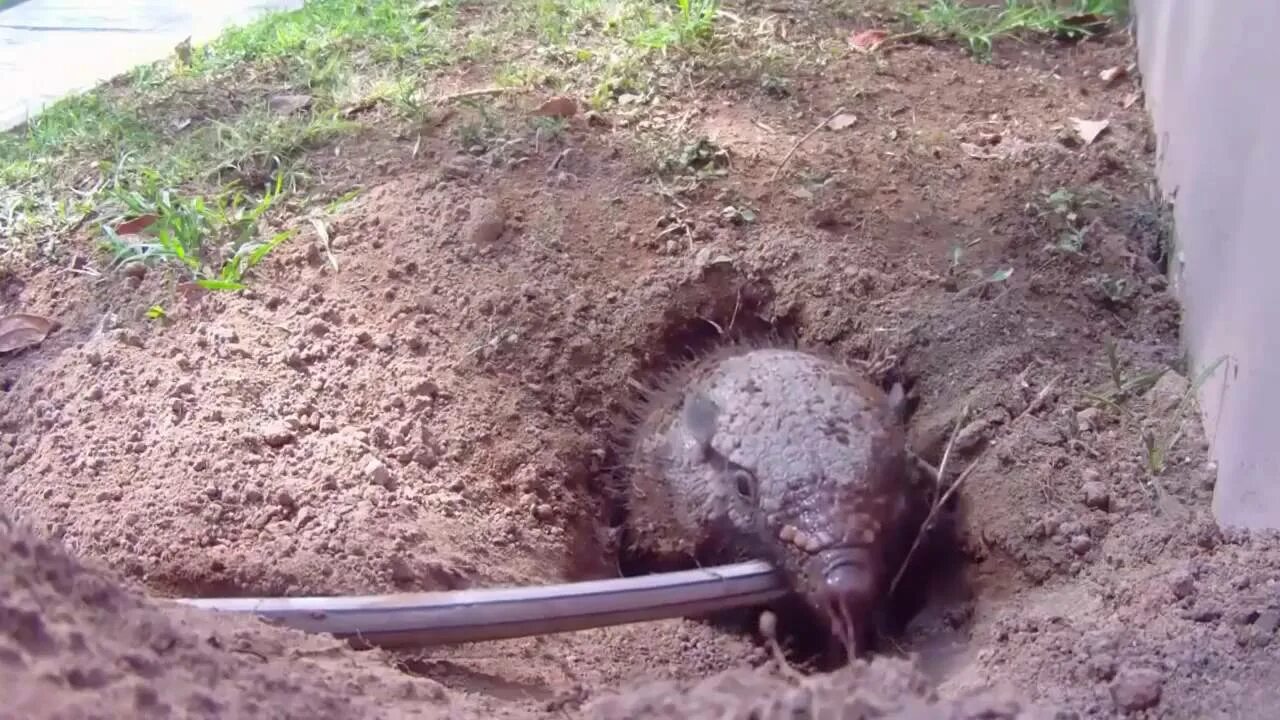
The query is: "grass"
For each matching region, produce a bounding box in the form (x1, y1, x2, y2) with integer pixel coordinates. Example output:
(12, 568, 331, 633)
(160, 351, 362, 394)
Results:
(901, 0, 1129, 59)
(0, 0, 744, 288)
(0, 0, 460, 286)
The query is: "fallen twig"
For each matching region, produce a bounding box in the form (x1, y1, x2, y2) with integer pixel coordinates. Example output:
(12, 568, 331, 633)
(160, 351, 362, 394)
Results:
(771, 107, 845, 181)
(890, 373, 1063, 595)
(890, 404, 968, 595)
(433, 87, 513, 103)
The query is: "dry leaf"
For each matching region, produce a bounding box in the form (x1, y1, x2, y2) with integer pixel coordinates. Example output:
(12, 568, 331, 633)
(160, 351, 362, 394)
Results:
(1069, 117, 1111, 146)
(1099, 66, 1126, 85)
(0, 313, 59, 354)
(826, 113, 858, 131)
(268, 94, 313, 115)
(115, 214, 158, 236)
(1123, 91, 1143, 109)
(849, 29, 889, 53)
(535, 96, 578, 119)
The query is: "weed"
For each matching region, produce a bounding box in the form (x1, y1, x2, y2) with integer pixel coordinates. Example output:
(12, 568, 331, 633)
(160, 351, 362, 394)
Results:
(1034, 186, 1103, 255)
(1087, 273, 1135, 306)
(101, 173, 294, 291)
(901, 0, 1126, 59)
(659, 136, 729, 179)
(1142, 355, 1227, 476)
(530, 116, 569, 145)
(454, 101, 506, 153)
(632, 0, 721, 50)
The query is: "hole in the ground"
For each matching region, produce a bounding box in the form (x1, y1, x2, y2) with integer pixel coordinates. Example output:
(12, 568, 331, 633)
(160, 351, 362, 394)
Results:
(594, 273, 967, 671)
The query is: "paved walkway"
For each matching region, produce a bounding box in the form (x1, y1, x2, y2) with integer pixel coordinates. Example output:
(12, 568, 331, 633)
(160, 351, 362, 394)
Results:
(0, 0, 302, 131)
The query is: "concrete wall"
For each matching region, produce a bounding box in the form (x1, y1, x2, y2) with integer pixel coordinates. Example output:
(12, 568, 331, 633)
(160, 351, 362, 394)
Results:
(1134, 1, 1280, 529)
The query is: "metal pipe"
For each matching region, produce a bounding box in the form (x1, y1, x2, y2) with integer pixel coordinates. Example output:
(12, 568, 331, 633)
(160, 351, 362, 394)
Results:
(170, 561, 788, 649)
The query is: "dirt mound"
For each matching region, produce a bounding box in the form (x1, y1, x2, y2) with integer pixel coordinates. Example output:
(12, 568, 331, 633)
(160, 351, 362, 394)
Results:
(586, 658, 1052, 719)
(4, 509, 1048, 720)
(0, 512, 474, 719)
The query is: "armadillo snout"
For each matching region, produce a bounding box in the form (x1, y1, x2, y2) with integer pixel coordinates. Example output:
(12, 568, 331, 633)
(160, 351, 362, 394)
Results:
(808, 548, 879, 651)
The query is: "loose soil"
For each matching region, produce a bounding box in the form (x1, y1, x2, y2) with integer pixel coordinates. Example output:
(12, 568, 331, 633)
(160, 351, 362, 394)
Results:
(4, 6, 1280, 719)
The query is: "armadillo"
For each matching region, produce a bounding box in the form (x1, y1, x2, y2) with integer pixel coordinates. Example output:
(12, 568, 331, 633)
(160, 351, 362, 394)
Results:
(623, 345, 920, 654)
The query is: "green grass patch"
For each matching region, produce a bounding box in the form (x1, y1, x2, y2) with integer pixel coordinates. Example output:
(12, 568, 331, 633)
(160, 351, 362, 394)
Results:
(901, 0, 1128, 59)
(0, 0, 461, 287)
(102, 173, 295, 292)
(0, 0, 773, 290)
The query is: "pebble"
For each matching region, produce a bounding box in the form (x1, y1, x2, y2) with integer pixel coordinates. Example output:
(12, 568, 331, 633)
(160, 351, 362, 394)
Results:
(1069, 534, 1093, 556)
(1081, 480, 1110, 511)
(1169, 570, 1195, 599)
(260, 420, 296, 448)
(1110, 667, 1163, 712)
(363, 457, 393, 487)
(114, 329, 144, 348)
(1076, 407, 1102, 431)
(1255, 609, 1280, 635)
(1145, 371, 1189, 413)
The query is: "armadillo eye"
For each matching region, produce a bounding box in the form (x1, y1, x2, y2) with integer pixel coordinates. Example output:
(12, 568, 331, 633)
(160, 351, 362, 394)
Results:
(732, 468, 757, 501)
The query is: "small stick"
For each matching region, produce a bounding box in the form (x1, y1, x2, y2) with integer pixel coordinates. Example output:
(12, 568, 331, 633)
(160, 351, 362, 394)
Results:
(890, 374, 1063, 595)
(890, 405, 967, 595)
(433, 87, 513, 103)
(771, 107, 845, 181)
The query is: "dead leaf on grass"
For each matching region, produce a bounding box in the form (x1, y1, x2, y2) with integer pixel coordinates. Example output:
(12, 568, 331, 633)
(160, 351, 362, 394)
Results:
(1069, 117, 1111, 146)
(535, 96, 578, 119)
(0, 313, 59, 354)
(826, 113, 858, 131)
(849, 29, 889, 53)
(114, 214, 158, 236)
(268, 94, 313, 115)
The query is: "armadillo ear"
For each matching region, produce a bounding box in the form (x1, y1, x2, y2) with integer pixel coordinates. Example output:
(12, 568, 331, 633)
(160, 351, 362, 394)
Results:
(682, 391, 720, 449)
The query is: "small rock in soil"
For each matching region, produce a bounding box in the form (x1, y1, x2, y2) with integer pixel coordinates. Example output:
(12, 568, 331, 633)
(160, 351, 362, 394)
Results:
(363, 457, 393, 487)
(1145, 371, 1189, 413)
(1169, 570, 1195, 599)
(1076, 406, 1102, 431)
(1081, 480, 1110, 511)
(1069, 534, 1093, 556)
(260, 420, 296, 448)
(1110, 667, 1163, 713)
(1255, 609, 1280, 635)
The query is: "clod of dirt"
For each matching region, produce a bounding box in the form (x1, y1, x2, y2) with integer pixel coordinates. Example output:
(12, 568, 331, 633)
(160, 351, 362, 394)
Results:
(1080, 477, 1110, 511)
(623, 346, 924, 653)
(466, 197, 507, 246)
(0, 513, 460, 719)
(535, 96, 578, 119)
(1110, 667, 1164, 713)
(260, 419, 296, 448)
(584, 657, 1054, 719)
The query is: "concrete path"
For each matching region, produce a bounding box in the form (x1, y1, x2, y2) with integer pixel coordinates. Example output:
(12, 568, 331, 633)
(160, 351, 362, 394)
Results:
(0, 0, 302, 131)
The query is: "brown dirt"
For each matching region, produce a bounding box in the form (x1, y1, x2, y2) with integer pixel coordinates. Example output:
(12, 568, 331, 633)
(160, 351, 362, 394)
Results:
(4, 7, 1280, 719)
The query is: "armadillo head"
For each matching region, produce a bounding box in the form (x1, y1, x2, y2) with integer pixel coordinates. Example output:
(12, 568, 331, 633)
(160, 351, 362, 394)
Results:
(672, 349, 910, 656)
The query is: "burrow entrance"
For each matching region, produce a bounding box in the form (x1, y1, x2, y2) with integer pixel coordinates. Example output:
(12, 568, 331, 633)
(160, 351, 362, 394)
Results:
(590, 268, 971, 670)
